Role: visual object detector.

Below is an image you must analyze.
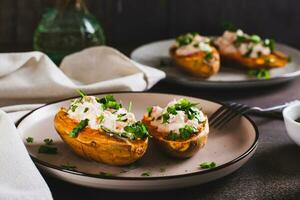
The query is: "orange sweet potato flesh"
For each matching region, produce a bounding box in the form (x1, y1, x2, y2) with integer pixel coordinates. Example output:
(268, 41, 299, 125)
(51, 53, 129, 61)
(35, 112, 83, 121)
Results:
(170, 46, 220, 78)
(143, 114, 209, 159)
(219, 49, 289, 69)
(54, 108, 148, 166)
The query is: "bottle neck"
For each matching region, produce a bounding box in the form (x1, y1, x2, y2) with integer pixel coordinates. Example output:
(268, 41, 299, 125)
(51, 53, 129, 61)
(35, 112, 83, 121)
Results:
(56, 0, 88, 13)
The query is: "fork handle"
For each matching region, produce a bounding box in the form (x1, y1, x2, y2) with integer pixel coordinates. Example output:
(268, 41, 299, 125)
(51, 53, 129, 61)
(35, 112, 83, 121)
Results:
(247, 109, 283, 119)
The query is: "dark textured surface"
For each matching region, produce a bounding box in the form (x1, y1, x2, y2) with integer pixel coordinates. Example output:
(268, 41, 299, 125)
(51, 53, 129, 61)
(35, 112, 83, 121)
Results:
(1, 0, 300, 51)
(44, 78, 300, 200)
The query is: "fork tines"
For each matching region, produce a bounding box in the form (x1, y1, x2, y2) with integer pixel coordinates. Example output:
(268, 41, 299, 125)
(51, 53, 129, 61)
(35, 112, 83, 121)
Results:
(209, 103, 250, 129)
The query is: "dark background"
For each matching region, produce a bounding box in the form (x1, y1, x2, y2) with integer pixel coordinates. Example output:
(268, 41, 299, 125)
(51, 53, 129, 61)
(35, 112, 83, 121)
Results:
(1, 0, 300, 54)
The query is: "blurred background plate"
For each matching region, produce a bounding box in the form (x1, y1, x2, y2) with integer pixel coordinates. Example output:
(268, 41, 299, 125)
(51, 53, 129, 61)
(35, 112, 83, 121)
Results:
(131, 39, 300, 88)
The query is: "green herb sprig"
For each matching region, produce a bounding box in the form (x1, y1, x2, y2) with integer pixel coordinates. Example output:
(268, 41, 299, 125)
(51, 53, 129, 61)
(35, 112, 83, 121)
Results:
(247, 69, 270, 79)
(69, 119, 89, 138)
(38, 145, 58, 154)
(124, 122, 150, 140)
(26, 137, 34, 143)
(43, 138, 53, 145)
(160, 99, 201, 124)
(167, 125, 198, 141)
(61, 163, 77, 170)
(98, 95, 122, 110)
(199, 162, 216, 169)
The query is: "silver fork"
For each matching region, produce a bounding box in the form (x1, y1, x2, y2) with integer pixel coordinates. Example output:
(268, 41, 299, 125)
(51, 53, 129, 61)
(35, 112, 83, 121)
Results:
(209, 100, 300, 129)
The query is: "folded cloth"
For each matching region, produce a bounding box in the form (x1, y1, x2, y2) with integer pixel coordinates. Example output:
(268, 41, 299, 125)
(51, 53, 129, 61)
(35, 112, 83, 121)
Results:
(0, 110, 52, 200)
(0, 46, 165, 106)
(0, 46, 165, 199)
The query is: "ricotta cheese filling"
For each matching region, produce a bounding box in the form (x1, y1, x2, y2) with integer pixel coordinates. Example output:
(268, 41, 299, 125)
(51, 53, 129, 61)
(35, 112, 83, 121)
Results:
(148, 99, 206, 135)
(174, 33, 213, 56)
(67, 96, 136, 134)
(214, 29, 272, 58)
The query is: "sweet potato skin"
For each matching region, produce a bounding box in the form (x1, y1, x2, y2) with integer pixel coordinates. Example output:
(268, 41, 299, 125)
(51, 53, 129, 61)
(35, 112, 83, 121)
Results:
(54, 109, 148, 166)
(170, 46, 220, 78)
(143, 115, 209, 159)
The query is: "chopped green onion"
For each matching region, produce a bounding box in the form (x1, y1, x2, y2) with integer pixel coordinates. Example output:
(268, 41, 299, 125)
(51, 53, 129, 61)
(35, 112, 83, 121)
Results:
(76, 89, 87, 98)
(69, 119, 89, 138)
(128, 101, 132, 112)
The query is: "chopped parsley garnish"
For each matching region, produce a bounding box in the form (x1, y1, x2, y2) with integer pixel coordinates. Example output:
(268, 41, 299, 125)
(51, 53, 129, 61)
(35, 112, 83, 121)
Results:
(61, 163, 77, 170)
(250, 35, 261, 43)
(83, 107, 89, 113)
(98, 95, 122, 110)
(199, 162, 216, 169)
(179, 125, 198, 140)
(141, 172, 150, 177)
(97, 115, 104, 123)
(147, 107, 153, 116)
(167, 125, 198, 141)
(99, 172, 113, 176)
(204, 52, 213, 62)
(70, 104, 78, 112)
(168, 131, 179, 141)
(162, 113, 170, 123)
(263, 39, 275, 52)
(117, 113, 127, 122)
(124, 122, 150, 140)
(69, 119, 89, 138)
(26, 137, 34, 143)
(38, 145, 58, 154)
(176, 33, 197, 46)
(247, 69, 270, 79)
(43, 138, 53, 145)
(101, 122, 150, 140)
(288, 56, 292, 63)
(159, 98, 201, 124)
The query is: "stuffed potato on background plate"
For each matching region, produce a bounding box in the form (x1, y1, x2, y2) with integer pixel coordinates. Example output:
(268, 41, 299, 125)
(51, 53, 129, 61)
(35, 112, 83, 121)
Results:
(131, 37, 300, 89)
(17, 92, 258, 190)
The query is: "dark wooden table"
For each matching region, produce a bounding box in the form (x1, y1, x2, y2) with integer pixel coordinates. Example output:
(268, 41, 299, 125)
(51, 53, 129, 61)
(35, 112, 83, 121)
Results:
(45, 77, 300, 200)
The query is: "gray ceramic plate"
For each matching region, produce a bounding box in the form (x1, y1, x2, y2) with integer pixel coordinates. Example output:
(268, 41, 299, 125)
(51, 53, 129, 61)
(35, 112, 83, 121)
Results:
(17, 92, 258, 191)
(131, 40, 300, 88)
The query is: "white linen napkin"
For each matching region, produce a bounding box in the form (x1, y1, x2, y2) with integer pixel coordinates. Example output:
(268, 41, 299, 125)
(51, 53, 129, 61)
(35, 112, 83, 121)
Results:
(0, 110, 52, 200)
(0, 46, 165, 199)
(0, 46, 165, 106)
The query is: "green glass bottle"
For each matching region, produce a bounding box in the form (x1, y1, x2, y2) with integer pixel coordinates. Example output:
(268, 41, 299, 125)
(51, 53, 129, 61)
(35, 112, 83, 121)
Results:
(33, 0, 105, 65)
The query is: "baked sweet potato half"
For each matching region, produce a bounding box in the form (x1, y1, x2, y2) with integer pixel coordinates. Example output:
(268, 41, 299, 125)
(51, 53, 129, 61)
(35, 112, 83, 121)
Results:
(54, 93, 149, 166)
(214, 29, 290, 69)
(143, 98, 209, 159)
(170, 33, 220, 78)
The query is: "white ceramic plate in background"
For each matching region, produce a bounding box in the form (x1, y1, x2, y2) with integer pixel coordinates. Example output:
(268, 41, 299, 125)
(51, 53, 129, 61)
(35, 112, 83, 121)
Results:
(17, 92, 258, 191)
(131, 40, 300, 88)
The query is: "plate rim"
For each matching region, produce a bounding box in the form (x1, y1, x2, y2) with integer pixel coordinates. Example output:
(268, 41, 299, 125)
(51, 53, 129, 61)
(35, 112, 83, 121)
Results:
(130, 39, 300, 84)
(16, 91, 259, 181)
